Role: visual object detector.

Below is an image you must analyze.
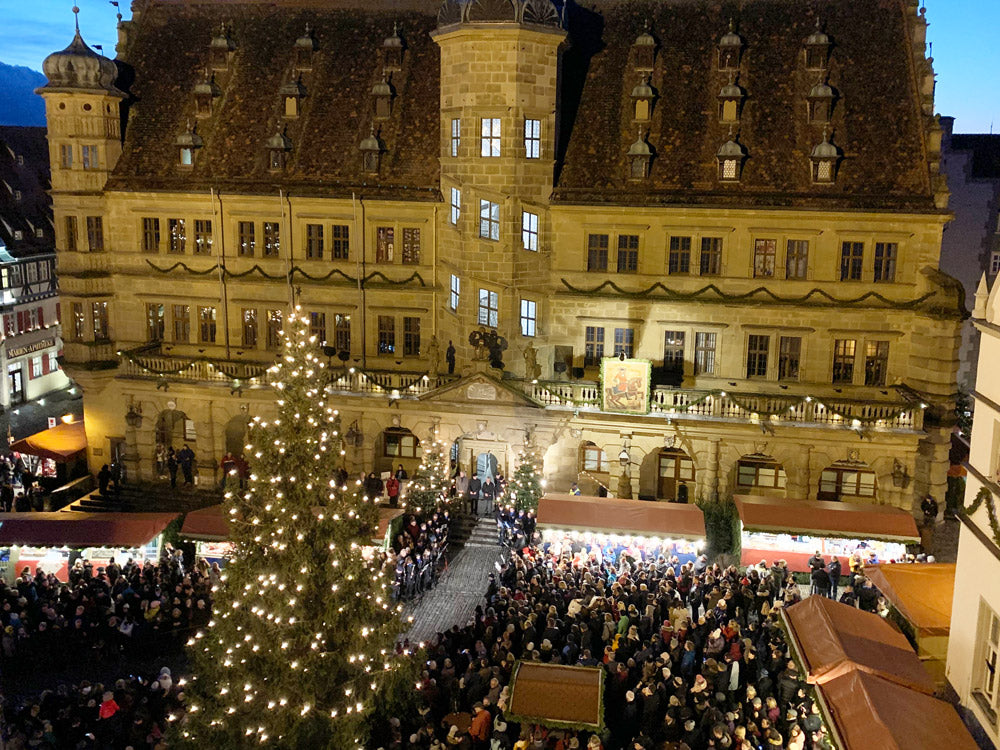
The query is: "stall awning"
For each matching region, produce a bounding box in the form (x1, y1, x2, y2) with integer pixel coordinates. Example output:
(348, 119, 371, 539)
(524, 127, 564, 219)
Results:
(734, 495, 920, 543)
(0, 512, 178, 548)
(507, 661, 604, 731)
(9, 421, 87, 463)
(862, 563, 956, 637)
(181, 504, 405, 544)
(818, 670, 978, 750)
(537, 494, 705, 540)
(782, 595, 935, 694)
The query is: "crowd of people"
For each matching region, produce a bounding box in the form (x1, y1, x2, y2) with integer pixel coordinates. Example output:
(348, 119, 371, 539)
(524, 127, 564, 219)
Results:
(397, 544, 840, 750)
(496, 507, 536, 551)
(390, 512, 451, 601)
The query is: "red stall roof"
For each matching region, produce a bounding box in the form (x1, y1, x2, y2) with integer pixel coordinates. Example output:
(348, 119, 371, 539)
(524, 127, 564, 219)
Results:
(818, 670, 978, 750)
(734, 495, 920, 543)
(862, 563, 956, 637)
(536, 494, 706, 540)
(9, 422, 87, 462)
(782, 595, 935, 694)
(181, 505, 404, 544)
(0, 512, 177, 548)
(507, 662, 604, 731)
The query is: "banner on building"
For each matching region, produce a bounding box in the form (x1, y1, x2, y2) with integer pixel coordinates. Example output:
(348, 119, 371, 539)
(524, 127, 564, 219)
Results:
(600, 357, 651, 415)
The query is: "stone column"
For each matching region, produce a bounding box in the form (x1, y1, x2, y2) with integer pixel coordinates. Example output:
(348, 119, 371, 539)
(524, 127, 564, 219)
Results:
(705, 438, 721, 502)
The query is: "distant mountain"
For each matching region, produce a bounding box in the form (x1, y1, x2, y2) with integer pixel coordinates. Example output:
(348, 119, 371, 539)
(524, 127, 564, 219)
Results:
(0, 62, 46, 127)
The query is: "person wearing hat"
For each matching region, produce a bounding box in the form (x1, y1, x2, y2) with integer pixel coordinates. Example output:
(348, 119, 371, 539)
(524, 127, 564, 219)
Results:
(469, 702, 491, 749)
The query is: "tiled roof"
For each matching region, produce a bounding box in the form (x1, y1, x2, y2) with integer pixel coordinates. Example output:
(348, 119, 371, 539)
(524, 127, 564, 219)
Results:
(0, 126, 53, 256)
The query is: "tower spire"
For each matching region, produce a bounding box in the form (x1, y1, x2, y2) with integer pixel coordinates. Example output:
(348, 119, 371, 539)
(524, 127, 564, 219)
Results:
(72, 5, 80, 33)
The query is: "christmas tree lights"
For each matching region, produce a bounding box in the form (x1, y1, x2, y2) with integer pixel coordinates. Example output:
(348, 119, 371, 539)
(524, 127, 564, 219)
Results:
(172, 308, 402, 749)
(501, 443, 543, 512)
(402, 429, 453, 514)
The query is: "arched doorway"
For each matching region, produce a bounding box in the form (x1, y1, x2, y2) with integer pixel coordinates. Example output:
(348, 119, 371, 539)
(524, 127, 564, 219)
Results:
(155, 409, 191, 450)
(818, 461, 877, 502)
(658, 448, 695, 501)
(225, 415, 249, 457)
(736, 453, 786, 494)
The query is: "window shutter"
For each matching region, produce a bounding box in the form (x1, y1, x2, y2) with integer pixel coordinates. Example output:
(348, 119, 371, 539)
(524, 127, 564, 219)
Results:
(37, 307, 44, 327)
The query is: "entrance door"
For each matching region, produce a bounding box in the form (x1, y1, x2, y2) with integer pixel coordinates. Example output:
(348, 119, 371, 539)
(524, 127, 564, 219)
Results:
(476, 452, 499, 480)
(109, 437, 127, 484)
(658, 449, 694, 500)
(7, 368, 23, 405)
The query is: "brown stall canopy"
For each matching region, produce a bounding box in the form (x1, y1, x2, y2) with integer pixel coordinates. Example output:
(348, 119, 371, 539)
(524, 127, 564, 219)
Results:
(782, 595, 935, 694)
(0, 512, 177, 548)
(818, 670, 978, 750)
(734, 495, 920, 542)
(506, 661, 604, 732)
(180, 504, 404, 544)
(862, 563, 956, 637)
(536, 494, 706, 540)
(9, 422, 87, 463)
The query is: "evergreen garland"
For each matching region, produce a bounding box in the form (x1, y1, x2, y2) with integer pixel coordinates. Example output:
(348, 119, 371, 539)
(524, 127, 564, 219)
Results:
(962, 484, 1000, 548)
(172, 308, 401, 749)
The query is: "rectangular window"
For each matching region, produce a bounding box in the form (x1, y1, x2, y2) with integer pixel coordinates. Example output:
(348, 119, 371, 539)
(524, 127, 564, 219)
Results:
(753, 239, 776, 278)
(450, 118, 461, 157)
(263, 222, 281, 257)
(378, 315, 395, 354)
(238, 221, 255, 257)
(198, 306, 217, 343)
(992, 251, 1000, 275)
(617, 234, 639, 273)
(786, 239, 809, 280)
(266, 309, 282, 350)
(65, 216, 78, 252)
(840, 241, 864, 281)
(864, 340, 889, 386)
(480, 117, 501, 157)
(450, 274, 460, 311)
(874, 242, 898, 282)
(91, 301, 109, 341)
(142, 218, 160, 253)
(47, 353, 58, 373)
(384, 431, 417, 458)
(746, 334, 769, 378)
(401, 228, 421, 265)
(479, 200, 500, 241)
(520, 299, 537, 337)
(583, 446, 606, 472)
(86, 216, 104, 252)
(146, 303, 165, 341)
(167, 218, 185, 254)
(403, 316, 421, 356)
(81, 145, 98, 170)
(700, 237, 722, 275)
(450, 188, 461, 225)
(669, 236, 691, 275)
(72, 302, 85, 339)
(376, 226, 394, 262)
(60, 144, 73, 168)
(832, 338, 856, 384)
(613, 327, 634, 358)
(974, 602, 1000, 719)
(584, 326, 605, 366)
(306, 223, 324, 259)
(173, 304, 190, 342)
(524, 119, 541, 159)
(778, 336, 801, 381)
(587, 234, 609, 271)
(694, 332, 717, 375)
(334, 314, 351, 353)
(663, 331, 685, 373)
(478, 288, 499, 328)
(194, 219, 213, 255)
(522, 211, 539, 251)
(309, 312, 326, 343)
(324, 224, 346, 260)
(29, 356, 43, 379)
(242, 308, 258, 348)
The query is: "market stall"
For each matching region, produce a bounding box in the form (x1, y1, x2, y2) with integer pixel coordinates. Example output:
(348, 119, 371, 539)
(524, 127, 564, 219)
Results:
(0, 511, 177, 582)
(863, 562, 956, 687)
(536, 494, 706, 565)
(9, 420, 88, 486)
(506, 661, 604, 732)
(734, 495, 920, 573)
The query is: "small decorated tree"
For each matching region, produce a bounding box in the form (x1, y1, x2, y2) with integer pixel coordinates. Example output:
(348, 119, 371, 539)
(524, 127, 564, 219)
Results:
(501, 444, 544, 512)
(173, 309, 401, 749)
(403, 430, 452, 513)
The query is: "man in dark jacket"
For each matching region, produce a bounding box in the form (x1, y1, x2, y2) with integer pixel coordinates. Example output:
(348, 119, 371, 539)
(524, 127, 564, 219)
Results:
(480, 477, 496, 514)
(827, 557, 842, 599)
(810, 565, 830, 598)
(857, 580, 879, 612)
(177, 445, 196, 486)
(467, 473, 482, 515)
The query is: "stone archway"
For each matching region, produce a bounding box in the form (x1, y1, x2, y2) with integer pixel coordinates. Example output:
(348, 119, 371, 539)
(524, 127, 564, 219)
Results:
(224, 414, 250, 457)
(155, 409, 191, 451)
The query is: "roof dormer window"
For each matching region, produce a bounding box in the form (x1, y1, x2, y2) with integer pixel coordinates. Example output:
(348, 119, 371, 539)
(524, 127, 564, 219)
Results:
(810, 129, 841, 184)
(361, 127, 382, 174)
(807, 80, 836, 124)
(718, 20, 743, 71)
(193, 70, 220, 118)
(281, 77, 306, 118)
(372, 76, 394, 120)
(294, 24, 316, 71)
(627, 131, 652, 180)
(717, 133, 747, 182)
(176, 122, 203, 167)
(632, 23, 656, 72)
(209, 23, 235, 71)
(383, 23, 404, 72)
(266, 130, 292, 171)
(631, 76, 655, 122)
(718, 75, 745, 123)
(804, 19, 831, 70)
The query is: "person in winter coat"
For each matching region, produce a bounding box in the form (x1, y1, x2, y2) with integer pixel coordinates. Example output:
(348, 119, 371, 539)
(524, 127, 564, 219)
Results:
(826, 557, 842, 599)
(386, 475, 401, 507)
(364, 472, 384, 500)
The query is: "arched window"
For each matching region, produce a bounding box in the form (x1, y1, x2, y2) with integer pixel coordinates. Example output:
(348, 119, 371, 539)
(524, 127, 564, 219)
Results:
(818, 461, 876, 501)
(658, 448, 694, 501)
(580, 441, 608, 473)
(737, 454, 786, 489)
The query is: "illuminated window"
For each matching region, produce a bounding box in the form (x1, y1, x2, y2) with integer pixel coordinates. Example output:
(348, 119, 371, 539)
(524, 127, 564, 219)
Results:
(522, 211, 538, 251)
(450, 188, 461, 225)
(520, 299, 537, 337)
(450, 275, 460, 311)
(478, 288, 499, 328)
(309, 312, 326, 343)
(92, 301, 109, 341)
(450, 118, 461, 157)
(832, 339, 856, 384)
(238, 221, 255, 256)
(242, 308, 258, 348)
(376, 226, 394, 262)
(481, 118, 501, 157)
(266, 309, 282, 350)
(479, 201, 499, 241)
(524, 119, 541, 158)
(198, 306, 217, 343)
(167, 218, 186, 254)
(401, 228, 420, 265)
(864, 340, 889, 386)
(334, 314, 351, 353)
(194, 220, 213, 255)
(753, 239, 775, 278)
(694, 332, 716, 375)
(737, 456, 786, 489)
(264, 222, 281, 257)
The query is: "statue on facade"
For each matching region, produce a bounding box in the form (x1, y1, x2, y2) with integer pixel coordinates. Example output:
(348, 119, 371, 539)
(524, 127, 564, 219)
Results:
(523, 341, 541, 381)
(424, 335, 441, 374)
(469, 328, 507, 369)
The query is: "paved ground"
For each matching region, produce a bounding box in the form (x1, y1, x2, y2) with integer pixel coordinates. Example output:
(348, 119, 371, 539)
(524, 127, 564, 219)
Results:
(402, 543, 505, 645)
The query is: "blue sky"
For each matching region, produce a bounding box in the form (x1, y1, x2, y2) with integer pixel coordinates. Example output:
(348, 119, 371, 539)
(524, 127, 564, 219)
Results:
(4, 0, 999, 134)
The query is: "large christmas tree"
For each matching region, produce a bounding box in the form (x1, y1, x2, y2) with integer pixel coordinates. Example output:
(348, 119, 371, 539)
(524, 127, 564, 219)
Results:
(403, 429, 453, 513)
(501, 444, 543, 512)
(174, 309, 400, 749)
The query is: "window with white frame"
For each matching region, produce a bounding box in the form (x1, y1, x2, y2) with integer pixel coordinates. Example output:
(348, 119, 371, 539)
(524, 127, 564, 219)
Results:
(974, 601, 1000, 720)
(450, 187, 461, 225)
(991, 251, 1000, 275)
(524, 119, 540, 158)
(522, 211, 538, 251)
(478, 288, 499, 328)
(450, 118, 461, 157)
(520, 299, 537, 337)
(450, 274, 460, 311)
(479, 200, 499, 241)
(613, 327, 634, 357)
(481, 118, 501, 157)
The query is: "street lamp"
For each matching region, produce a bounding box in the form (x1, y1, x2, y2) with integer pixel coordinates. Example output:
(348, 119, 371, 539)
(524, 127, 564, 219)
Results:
(124, 403, 143, 429)
(618, 447, 630, 466)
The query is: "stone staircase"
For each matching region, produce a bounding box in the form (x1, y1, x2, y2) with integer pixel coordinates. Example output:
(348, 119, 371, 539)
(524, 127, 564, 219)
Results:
(464, 516, 499, 549)
(64, 481, 221, 514)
